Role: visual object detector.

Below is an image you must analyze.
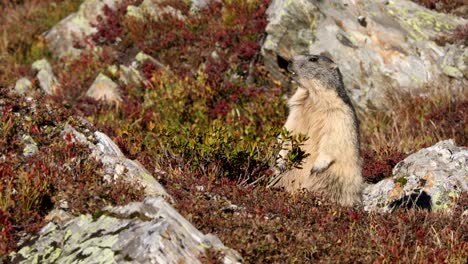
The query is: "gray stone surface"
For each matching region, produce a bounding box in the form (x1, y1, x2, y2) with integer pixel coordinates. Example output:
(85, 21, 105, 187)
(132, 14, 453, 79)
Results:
(22, 134, 38, 157)
(86, 73, 122, 105)
(62, 126, 172, 200)
(45, 0, 120, 58)
(127, 0, 185, 21)
(119, 64, 144, 86)
(31, 59, 60, 95)
(262, 0, 467, 107)
(363, 140, 468, 212)
(13, 78, 33, 95)
(12, 197, 243, 264)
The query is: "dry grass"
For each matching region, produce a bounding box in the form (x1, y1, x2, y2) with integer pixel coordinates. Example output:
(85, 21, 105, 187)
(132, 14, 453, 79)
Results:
(360, 86, 467, 157)
(0, 0, 83, 87)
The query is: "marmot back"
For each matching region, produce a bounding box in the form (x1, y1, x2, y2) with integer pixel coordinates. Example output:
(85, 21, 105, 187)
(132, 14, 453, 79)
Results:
(272, 54, 363, 206)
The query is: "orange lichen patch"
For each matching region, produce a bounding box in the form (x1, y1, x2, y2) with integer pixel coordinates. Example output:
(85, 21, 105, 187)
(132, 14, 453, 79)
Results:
(368, 26, 406, 64)
(422, 171, 435, 188)
(388, 182, 405, 201)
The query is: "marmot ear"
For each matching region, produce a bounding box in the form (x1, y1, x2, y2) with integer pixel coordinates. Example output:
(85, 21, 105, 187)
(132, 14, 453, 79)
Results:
(329, 63, 338, 70)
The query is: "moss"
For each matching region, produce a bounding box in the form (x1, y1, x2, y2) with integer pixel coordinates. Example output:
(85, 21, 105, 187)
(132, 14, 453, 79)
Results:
(394, 177, 408, 186)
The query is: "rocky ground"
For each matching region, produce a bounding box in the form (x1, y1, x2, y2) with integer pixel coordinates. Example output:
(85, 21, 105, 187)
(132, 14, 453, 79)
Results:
(1, 0, 467, 263)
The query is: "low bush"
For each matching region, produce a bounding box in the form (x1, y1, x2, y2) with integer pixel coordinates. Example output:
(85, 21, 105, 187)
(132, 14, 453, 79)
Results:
(0, 89, 144, 257)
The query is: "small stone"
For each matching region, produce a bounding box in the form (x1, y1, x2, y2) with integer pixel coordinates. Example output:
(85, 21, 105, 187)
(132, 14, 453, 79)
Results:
(357, 16, 367, 27)
(14, 78, 33, 95)
(32, 59, 60, 95)
(22, 135, 38, 157)
(119, 65, 144, 85)
(86, 73, 122, 106)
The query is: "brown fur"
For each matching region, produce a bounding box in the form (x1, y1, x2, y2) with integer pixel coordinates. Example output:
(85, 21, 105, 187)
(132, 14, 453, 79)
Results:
(273, 55, 363, 206)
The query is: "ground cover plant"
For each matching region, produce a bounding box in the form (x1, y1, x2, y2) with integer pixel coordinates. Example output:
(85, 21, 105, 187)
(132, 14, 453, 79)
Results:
(1, 0, 467, 262)
(0, 88, 144, 258)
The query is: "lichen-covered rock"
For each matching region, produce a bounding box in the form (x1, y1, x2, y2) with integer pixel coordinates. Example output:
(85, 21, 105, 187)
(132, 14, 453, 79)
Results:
(62, 125, 172, 200)
(12, 197, 243, 264)
(45, 0, 120, 58)
(363, 140, 467, 212)
(31, 59, 60, 95)
(13, 78, 33, 95)
(22, 134, 39, 157)
(86, 73, 122, 105)
(263, 0, 467, 107)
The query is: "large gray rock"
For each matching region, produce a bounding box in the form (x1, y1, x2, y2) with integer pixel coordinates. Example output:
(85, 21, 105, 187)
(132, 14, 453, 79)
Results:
(263, 0, 467, 107)
(363, 140, 467, 212)
(12, 197, 242, 263)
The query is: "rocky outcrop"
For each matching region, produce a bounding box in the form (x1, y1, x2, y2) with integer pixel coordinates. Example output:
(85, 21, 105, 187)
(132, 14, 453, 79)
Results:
(262, 0, 467, 107)
(363, 140, 467, 212)
(12, 197, 242, 263)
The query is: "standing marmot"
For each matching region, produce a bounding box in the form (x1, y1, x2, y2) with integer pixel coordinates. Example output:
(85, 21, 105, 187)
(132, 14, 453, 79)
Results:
(271, 54, 363, 206)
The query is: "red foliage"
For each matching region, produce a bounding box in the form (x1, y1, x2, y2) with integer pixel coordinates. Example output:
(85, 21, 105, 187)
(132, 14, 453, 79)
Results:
(412, 0, 466, 13)
(91, 0, 143, 45)
(362, 149, 407, 183)
(124, 0, 271, 118)
(0, 210, 14, 257)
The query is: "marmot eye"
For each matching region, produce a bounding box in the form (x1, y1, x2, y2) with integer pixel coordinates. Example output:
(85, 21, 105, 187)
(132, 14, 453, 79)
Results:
(308, 56, 319, 62)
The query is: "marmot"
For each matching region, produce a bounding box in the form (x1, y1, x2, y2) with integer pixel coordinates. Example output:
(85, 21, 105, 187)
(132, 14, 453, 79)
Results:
(271, 54, 363, 206)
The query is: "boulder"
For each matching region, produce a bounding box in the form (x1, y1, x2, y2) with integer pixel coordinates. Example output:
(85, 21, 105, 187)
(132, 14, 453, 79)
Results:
(12, 197, 243, 263)
(363, 140, 467, 212)
(44, 0, 120, 58)
(262, 0, 467, 107)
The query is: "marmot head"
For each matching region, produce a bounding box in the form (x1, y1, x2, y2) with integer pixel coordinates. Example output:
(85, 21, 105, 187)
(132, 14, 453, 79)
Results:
(288, 54, 344, 92)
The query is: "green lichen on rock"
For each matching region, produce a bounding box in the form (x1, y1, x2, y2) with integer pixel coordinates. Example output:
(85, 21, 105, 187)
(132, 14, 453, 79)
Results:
(394, 177, 408, 186)
(385, 1, 461, 42)
(442, 65, 464, 78)
(12, 197, 242, 263)
(432, 191, 460, 211)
